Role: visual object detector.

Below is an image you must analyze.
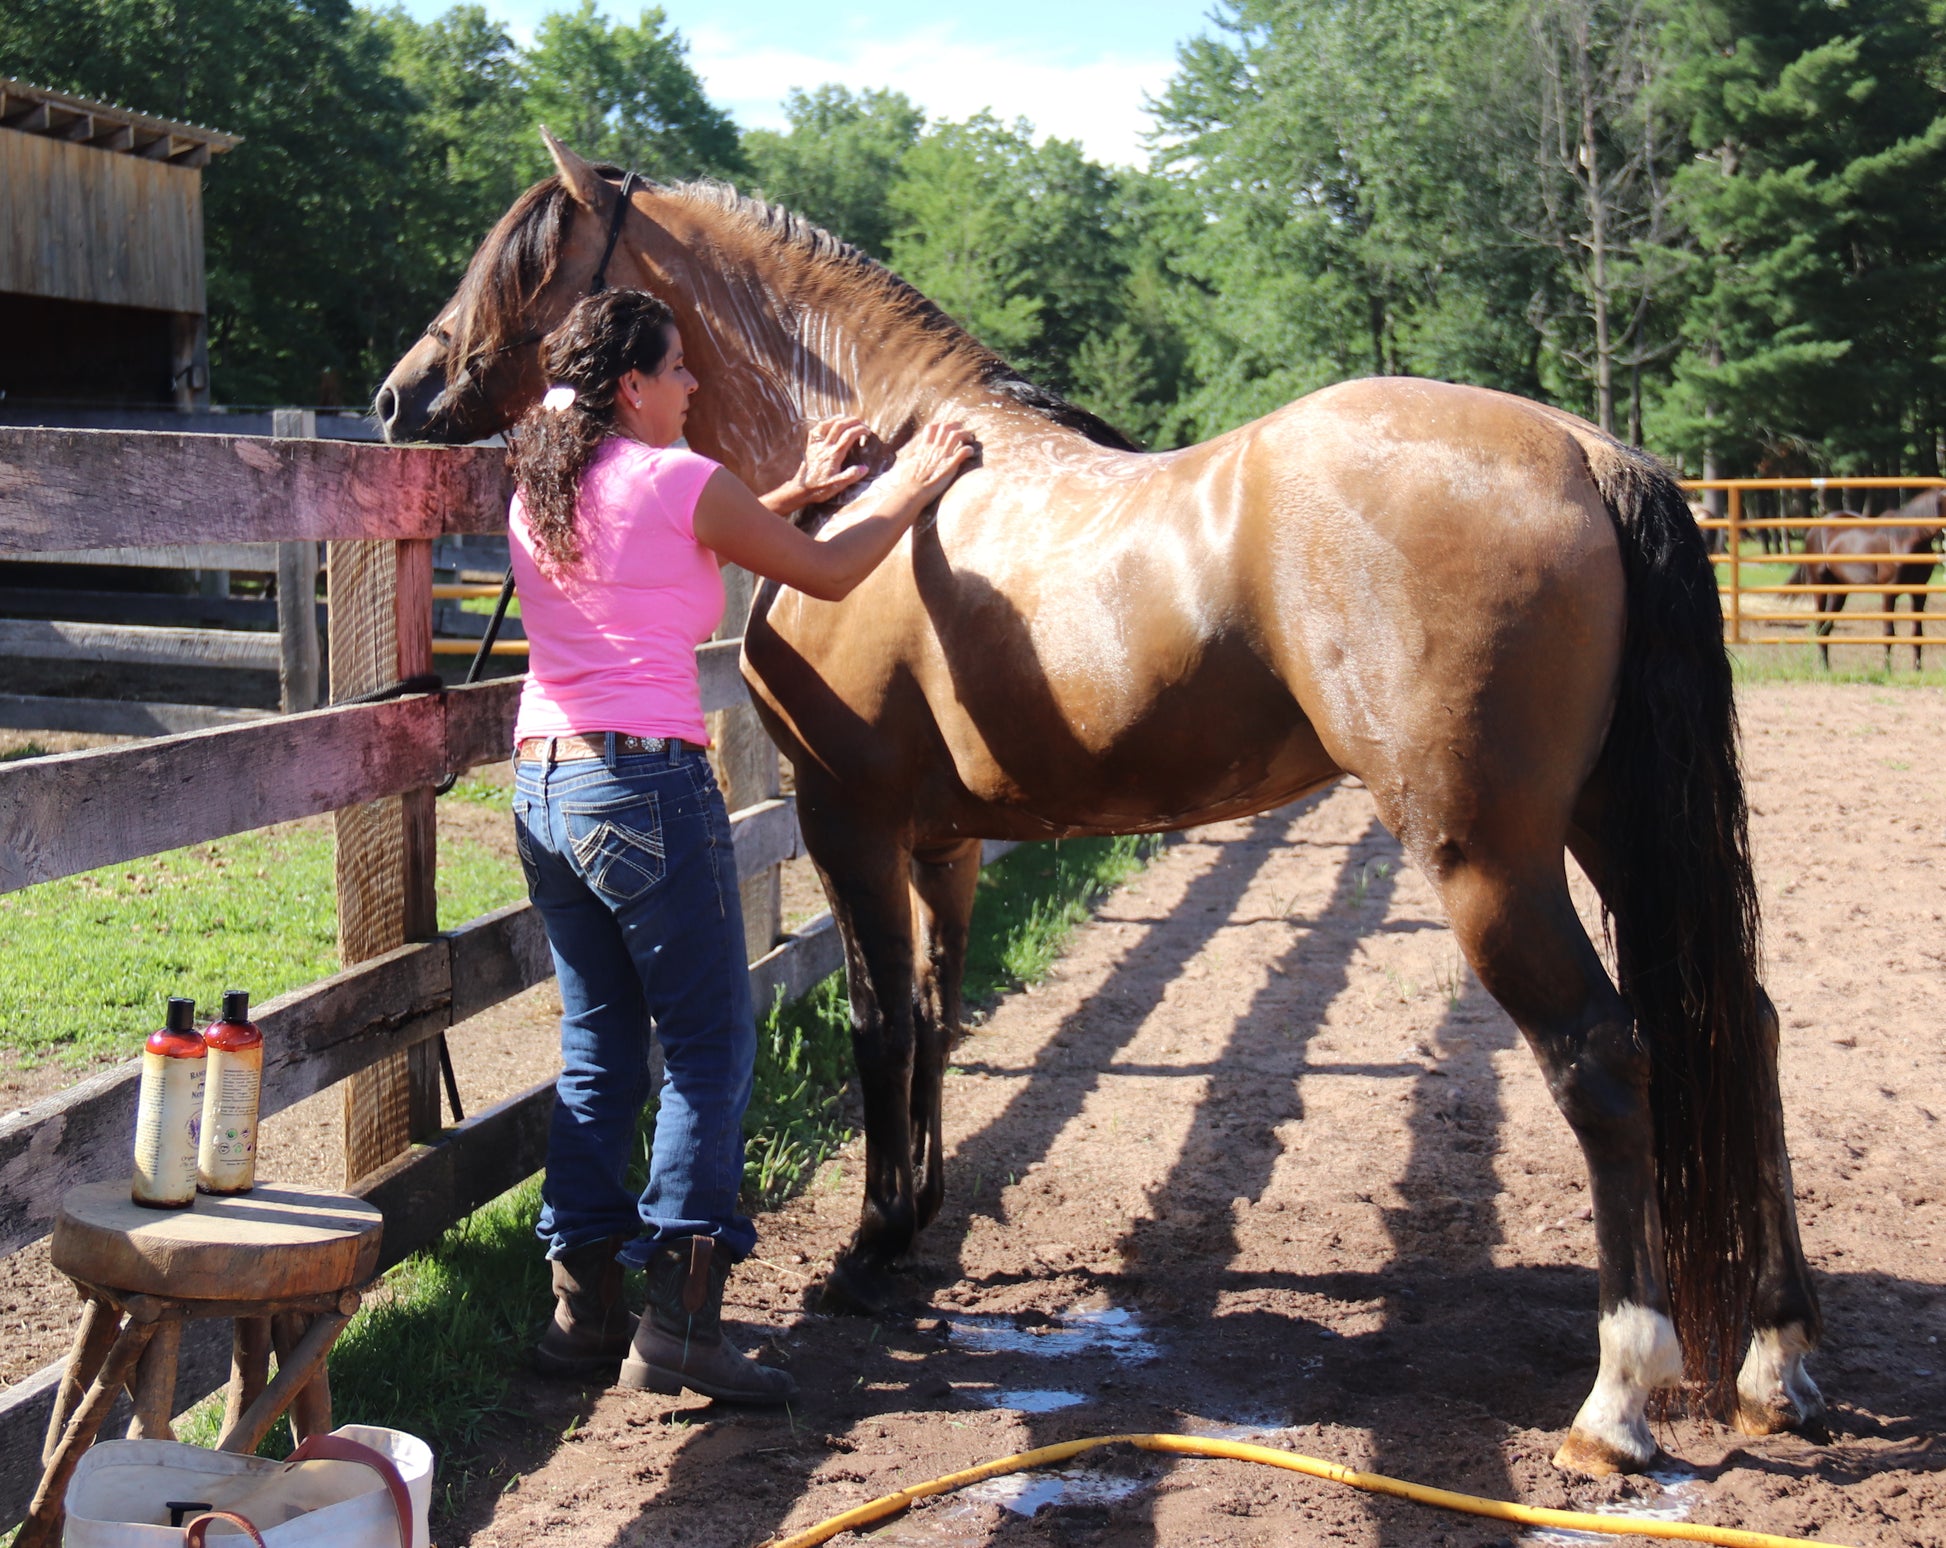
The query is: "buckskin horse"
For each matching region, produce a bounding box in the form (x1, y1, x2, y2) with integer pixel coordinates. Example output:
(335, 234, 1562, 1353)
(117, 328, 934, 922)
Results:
(1791, 492, 1942, 670)
(376, 134, 1824, 1475)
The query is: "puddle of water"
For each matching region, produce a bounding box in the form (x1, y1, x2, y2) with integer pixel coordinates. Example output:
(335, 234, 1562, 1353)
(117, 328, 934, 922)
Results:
(945, 1305, 1160, 1363)
(1522, 1465, 1703, 1545)
(964, 1467, 1149, 1517)
(970, 1387, 1088, 1413)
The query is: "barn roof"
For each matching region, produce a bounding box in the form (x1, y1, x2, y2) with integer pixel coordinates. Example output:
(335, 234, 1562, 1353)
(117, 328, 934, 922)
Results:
(0, 78, 240, 169)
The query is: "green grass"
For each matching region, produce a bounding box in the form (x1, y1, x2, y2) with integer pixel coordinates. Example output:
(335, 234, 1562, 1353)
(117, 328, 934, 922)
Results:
(458, 594, 521, 617)
(0, 826, 528, 1066)
(1729, 645, 1946, 686)
(196, 833, 1162, 1510)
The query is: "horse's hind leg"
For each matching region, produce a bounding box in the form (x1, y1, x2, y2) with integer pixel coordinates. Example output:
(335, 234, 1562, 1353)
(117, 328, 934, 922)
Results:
(1565, 829, 1824, 1444)
(910, 841, 981, 1232)
(1734, 986, 1826, 1439)
(1407, 833, 1679, 1475)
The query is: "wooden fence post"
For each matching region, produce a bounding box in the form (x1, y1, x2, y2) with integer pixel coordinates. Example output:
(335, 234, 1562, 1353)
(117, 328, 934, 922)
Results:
(271, 411, 321, 715)
(329, 536, 441, 1187)
(712, 566, 783, 968)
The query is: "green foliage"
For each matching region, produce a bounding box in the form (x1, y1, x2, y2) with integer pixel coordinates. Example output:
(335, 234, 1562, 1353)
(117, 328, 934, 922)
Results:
(744, 86, 923, 259)
(888, 114, 1131, 398)
(1654, 0, 1946, 475)
(8, 0, 1940, 469)
(522, 3, 743, 180)
(0, 827, 527, 1066)
(0, 0, 741, 403)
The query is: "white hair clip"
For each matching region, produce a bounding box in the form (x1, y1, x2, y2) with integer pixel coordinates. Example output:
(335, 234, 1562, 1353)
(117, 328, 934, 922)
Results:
(541, 384, 576, 412)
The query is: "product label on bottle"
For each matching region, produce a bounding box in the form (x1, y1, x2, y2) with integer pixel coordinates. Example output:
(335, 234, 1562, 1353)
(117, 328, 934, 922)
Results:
(198, 1044, 262, 1193)
(132, 1050, 206, 1207)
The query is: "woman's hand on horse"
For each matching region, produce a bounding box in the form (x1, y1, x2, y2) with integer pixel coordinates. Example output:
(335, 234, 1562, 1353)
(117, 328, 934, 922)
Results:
(764, 416, 872, 514)
(695, 421, 975, 601)
(884, 421, 976, 504)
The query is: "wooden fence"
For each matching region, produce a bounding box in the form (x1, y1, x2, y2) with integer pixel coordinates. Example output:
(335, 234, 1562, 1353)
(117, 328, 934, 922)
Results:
(1687, 476, 1946, 652)
(0, 423, 963, 1530)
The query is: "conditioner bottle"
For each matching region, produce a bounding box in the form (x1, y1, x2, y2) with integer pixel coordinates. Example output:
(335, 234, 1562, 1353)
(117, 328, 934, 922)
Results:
(198, 990, 263, 1194)
(131, 997, 206, 1209)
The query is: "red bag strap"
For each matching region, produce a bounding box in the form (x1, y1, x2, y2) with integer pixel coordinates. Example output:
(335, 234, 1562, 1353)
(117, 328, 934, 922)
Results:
(182, 1511, 269, 1547)
(283, 1433, 415, 1547)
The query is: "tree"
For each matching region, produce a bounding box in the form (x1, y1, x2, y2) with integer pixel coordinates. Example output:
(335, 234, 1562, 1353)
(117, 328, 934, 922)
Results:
(522, 2, 743, 181)
(743, 86, 923, 259)
(1656, 0, 1946, 475)
(887, 114, 1128, 397)
(1149, 0, 1556, 439)
(1525, 0, 1688, 439)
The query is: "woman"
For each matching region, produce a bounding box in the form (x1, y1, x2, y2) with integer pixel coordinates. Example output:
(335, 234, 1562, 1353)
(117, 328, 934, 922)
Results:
(509, 288, 972, 1403)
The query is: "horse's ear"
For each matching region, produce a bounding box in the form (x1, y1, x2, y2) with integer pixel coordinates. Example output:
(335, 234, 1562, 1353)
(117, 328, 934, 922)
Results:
(541, 126, 605, 211)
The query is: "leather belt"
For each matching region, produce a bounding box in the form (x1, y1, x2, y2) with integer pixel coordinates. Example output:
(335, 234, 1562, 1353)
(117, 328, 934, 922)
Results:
(515, 733, 703, 763)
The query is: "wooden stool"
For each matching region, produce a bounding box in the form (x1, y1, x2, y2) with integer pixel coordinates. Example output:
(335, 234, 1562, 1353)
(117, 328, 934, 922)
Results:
(20, 1181, 383, 1548)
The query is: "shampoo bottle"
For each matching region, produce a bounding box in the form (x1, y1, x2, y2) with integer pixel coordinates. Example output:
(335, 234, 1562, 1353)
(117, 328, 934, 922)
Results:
(198, 990, 262, 1194)
(131, 997, 206, 1209)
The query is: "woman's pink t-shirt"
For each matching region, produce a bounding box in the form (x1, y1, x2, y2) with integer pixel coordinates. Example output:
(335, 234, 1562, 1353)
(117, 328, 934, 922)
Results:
(509, 437, 724, 747)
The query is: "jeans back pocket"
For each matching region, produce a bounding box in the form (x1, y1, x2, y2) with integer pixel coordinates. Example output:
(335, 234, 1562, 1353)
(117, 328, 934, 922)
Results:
(561, 790, 666, 902)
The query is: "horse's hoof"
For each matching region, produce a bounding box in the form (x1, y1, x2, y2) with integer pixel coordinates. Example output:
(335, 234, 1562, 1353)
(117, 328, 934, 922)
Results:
(1734, 1395, 1830, 1443)
(816, 1255, 895, 1317)
(1553, 1427, 1657, 1477)
(1735, 1324, 1826, 1441)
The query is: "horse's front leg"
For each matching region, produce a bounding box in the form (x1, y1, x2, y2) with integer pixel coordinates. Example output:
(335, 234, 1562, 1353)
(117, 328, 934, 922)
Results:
(910, 840, 981, 1231)
(802, 808, 921, 1314)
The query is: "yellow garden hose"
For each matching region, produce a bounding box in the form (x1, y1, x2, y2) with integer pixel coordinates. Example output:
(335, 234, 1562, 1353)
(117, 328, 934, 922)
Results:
(764, 1431, 1850, 1548)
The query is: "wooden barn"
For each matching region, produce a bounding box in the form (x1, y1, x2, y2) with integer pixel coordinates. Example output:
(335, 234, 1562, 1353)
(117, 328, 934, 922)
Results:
(0, 78, 238, 411)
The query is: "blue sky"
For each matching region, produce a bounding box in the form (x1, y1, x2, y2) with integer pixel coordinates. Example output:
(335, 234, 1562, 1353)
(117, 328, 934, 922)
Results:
(386, 1, 1223, 167)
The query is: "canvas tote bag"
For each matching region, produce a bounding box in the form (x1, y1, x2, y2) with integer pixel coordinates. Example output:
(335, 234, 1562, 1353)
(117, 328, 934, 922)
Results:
(63, 1427, 431, 1548)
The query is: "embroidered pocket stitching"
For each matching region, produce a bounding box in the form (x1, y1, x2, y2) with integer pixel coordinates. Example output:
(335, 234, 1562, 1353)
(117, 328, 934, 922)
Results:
(563, 791, 666, 901)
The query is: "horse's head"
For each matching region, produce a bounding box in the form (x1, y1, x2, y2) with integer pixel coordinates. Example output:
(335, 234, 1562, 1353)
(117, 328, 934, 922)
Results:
(375, 131, 647, 445)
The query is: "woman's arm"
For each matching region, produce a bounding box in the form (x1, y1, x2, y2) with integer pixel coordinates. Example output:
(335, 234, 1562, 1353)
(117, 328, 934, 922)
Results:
(692, 422, 974, 601)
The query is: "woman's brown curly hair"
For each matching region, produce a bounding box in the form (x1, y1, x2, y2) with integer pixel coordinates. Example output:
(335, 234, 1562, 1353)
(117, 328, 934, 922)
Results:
(509, 289, 677, 571)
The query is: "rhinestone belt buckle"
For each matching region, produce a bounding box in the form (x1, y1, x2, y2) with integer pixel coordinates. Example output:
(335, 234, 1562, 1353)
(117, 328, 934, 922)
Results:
(618, 734, 670, 755)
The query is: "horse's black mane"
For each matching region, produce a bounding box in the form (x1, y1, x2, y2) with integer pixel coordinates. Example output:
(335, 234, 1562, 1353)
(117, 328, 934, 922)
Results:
(455, 167, 1140, 453)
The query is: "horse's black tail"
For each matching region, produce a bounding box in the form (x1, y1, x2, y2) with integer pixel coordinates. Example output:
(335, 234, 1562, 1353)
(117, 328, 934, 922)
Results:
(1588, 446, 1788, 1411)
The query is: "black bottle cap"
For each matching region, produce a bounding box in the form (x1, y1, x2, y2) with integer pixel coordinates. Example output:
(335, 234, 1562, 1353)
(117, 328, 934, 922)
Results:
(165, 997, 196, 1032)
(220, 990, 251, 1022)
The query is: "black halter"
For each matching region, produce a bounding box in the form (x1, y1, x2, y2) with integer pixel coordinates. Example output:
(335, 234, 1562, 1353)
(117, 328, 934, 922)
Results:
(589, 169, 640, 294)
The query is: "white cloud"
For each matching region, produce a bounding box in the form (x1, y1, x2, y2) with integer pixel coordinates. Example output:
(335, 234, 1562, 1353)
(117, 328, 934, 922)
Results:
(683, 22, 1175, 168)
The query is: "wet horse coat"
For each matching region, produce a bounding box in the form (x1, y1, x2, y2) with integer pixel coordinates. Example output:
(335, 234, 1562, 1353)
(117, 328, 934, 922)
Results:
(376, 138, 1825, 1475)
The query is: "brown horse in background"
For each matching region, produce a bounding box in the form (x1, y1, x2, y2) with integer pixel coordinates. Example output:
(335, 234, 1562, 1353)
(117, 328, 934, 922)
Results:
(375, 135, 1825, 1476)
(1791, 491, 1943, 670)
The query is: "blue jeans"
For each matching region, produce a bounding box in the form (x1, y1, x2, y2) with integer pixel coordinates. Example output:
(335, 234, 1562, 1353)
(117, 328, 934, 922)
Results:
(513, 738, 757, 1264)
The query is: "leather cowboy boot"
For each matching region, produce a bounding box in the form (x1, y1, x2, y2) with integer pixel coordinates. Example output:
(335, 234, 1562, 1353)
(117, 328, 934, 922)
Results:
(534, 1235, 635, 1376)
(617, 1236, 797, 1403)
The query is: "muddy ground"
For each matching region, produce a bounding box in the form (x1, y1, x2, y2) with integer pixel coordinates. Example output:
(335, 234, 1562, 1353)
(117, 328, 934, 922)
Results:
(5, 683, 1944, 1547)
(428, 683, 1943, 1548)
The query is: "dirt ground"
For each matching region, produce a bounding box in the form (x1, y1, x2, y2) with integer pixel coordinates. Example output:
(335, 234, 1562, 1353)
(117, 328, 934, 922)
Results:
(6, 682, 1944, 1547)
(404, 681, 1940, 1548)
